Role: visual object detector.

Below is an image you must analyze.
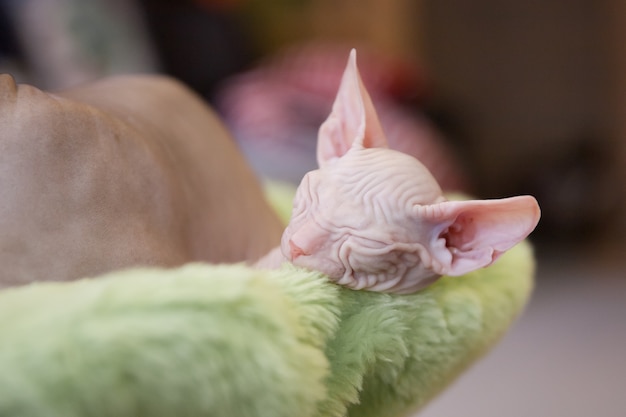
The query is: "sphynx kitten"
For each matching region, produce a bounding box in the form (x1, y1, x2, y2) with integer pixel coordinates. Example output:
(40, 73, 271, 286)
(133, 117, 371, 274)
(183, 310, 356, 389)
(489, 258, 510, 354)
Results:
(256, 50, 540, 294)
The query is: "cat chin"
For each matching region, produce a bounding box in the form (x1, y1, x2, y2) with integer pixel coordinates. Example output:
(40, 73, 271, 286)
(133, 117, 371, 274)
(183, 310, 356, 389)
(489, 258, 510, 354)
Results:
(290, 255, 345, 280)
(342, 271, 441, 293)
(338, 261, 442, 293)
(380, 274, 441, 294)
(383, 265, 442, 294)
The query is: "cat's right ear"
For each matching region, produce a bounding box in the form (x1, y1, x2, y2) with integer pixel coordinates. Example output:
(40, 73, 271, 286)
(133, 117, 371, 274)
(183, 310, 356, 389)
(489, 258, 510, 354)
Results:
(317, 49, 388, 167)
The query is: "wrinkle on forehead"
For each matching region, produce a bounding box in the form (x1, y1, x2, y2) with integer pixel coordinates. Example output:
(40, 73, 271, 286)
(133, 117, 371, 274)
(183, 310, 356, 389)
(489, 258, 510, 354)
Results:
(327, 148, 443, 215)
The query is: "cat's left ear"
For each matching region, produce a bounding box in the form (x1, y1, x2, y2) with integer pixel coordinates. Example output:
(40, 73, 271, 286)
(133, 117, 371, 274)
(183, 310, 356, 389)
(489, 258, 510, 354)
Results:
(317, 49, 388, 167)
(416, 196, 541, 276)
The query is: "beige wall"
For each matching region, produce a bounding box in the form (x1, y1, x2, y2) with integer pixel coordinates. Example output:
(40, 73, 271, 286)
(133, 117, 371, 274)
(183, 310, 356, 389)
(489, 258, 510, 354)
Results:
(422, 1, 609, 187)
(421, 0, 623, 241)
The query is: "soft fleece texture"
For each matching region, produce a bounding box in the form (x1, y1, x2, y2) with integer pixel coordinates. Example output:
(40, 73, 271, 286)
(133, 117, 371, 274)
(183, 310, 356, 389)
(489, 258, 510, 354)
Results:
(0, 188, 535, 417)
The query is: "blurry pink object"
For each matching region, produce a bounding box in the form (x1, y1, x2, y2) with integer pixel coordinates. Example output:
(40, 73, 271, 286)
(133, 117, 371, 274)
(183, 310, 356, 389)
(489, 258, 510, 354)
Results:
(216, 42, 468, 191)
(256, 50, 540, 294)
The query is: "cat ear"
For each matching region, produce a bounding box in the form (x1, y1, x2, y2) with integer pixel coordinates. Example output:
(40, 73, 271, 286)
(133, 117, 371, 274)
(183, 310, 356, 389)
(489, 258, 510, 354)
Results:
(416, 196, 541, 276)
(317, 49, 388, 167)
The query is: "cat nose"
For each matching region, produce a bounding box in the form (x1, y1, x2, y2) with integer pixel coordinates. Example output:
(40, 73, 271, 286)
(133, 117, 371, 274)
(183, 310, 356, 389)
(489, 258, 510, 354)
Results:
(289, 239, 307, 260)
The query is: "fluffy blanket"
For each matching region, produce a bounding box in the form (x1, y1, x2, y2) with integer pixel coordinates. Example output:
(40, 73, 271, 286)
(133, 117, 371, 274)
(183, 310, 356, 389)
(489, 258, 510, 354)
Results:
(0, 240, 533, 417)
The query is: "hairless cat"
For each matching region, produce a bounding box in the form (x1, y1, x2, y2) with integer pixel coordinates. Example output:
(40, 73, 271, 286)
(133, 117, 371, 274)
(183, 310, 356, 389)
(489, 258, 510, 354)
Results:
(256, 50, 541, 294)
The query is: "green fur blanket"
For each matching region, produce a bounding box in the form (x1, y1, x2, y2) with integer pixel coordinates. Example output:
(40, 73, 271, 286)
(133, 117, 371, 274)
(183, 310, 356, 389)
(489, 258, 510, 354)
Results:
(0, 188, 535, 417)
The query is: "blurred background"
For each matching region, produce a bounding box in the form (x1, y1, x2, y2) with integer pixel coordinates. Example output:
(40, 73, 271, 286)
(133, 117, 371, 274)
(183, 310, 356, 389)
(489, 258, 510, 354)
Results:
(1, 0, 624, 415)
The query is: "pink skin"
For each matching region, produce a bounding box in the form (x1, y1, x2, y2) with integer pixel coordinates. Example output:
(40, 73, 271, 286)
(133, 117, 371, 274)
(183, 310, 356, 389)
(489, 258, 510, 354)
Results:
(256, 50, 541, 294)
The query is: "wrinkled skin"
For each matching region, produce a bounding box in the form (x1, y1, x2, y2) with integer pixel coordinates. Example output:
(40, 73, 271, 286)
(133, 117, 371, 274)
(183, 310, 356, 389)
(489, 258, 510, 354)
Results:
(0, 74, 283, 287)
(282, 147, 448, 293)
(257, 50, 540, 294)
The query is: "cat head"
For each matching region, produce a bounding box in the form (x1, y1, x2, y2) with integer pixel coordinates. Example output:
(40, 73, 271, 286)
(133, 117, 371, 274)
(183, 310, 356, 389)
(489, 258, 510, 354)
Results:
(280, 50, 540, 293)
